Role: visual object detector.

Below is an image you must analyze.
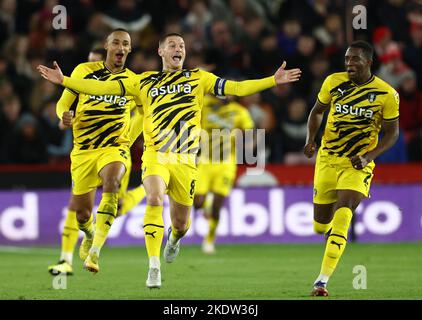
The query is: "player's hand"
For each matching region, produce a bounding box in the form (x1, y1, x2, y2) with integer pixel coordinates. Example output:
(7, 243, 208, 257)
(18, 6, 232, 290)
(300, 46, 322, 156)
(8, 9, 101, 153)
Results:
(350, 155, 370, 170)
(37, 61, 64, 85)
(60, 111, 74, 128)
(274, 61, 301, 85)
(304, 141, 317, 158)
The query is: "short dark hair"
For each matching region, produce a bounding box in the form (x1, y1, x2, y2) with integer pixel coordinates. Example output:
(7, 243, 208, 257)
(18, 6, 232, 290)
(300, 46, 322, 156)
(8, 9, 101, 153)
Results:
(106, 28, 130, 41)
(111, 28, 129, 34)
(159, 33, 183, 47)
(349, 40, 374, 60)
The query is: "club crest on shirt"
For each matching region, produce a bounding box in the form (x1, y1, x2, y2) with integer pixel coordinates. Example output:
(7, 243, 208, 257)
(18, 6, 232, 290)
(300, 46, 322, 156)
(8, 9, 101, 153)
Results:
(183, 71, 191, 78)
(368, 93, 376, 103)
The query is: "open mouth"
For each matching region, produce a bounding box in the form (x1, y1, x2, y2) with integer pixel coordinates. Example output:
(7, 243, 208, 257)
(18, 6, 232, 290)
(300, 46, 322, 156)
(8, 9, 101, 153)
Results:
(347, 68, 356, 76)
(172, 55, 182, 62)
(116, 53, 124, 60)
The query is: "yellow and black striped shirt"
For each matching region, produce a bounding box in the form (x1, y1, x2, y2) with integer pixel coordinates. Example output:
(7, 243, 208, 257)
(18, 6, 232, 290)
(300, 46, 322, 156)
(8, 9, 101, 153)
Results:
(57, 61, 138, 151)
(62, 68, 275, 154)
(317, 72, 399, 157)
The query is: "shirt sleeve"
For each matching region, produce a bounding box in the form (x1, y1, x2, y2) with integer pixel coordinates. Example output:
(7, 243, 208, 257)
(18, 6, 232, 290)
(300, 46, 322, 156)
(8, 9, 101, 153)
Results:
(62, 74, 140, 97)
(56, 89, 77, 119)
(383, 88, 400, 121)
(201, 70, 276, 97)
(317, 75, 333, 106)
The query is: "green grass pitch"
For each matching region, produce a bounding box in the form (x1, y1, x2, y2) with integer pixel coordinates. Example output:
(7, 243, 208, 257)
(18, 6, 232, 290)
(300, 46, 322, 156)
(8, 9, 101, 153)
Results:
(0, 243, 421, 300)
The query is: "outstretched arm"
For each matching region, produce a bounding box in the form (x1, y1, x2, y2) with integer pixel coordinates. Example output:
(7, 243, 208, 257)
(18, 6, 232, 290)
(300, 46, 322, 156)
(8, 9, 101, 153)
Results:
(224, 61, 301, 96)
(37, 62, 130, 96)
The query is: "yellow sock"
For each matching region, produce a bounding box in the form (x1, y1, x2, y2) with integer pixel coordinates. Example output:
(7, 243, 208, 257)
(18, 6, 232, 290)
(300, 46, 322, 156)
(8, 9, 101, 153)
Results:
(321, 207, 353, 277)
(314, 220, 332, 234)
(143, 205, 164, 258)
(120, 185, 146, 216)
(78, 212, 94, 239)
(203, 194, 213, 218)
(205, 218, 218, 243)
(61, 210, 79, 264)
(92, 192, 118, 251)
(170, 219, 191, 244)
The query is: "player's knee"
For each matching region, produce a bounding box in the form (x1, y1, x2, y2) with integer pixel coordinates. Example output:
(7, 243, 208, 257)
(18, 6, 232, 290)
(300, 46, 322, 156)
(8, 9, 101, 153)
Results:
(193, 196, 204, 209)
(76, 209, 91, 223)
(146, 193, 164, 206)
(102, 177, 121, 193)
(314, 220, 331, 234)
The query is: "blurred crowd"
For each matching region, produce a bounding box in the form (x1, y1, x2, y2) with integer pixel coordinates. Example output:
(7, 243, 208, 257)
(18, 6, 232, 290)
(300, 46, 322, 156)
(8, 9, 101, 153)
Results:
(0, 0, 422, 165)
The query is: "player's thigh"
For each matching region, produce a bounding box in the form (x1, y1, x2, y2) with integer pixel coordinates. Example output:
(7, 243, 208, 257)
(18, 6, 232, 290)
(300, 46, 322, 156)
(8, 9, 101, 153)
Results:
(68, 190, 96, 212)
(210, 163, 236, 197)
(167, 162, 198, 207)
(71, 189, 96, 220)
(142, 160, 169, 206)
(194, 194, 206, 209)
(336, 189, 365, 211)
(336, 160, 375, 205)
(141, 151, 171, 189)
(71, 150, 101, 196)
(97, 148, 130, 190)
(313, 152, 338, 205)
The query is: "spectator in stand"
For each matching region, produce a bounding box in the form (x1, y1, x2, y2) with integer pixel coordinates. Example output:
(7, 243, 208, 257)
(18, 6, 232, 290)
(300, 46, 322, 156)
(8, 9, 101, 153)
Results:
(279, 97, 314, 165)
(308, 54, 330, 103)
(0, 94, 20, 162)
(408, 125, 422, 161)
(0, 0, 17, 50)
(4, 112, 47, 164)
(377, 128, 408, 163)
(277, 19, 301, 58)
(29, 79, 59, 116)
(371, 0, 410, 43)
(77, 13, 109, 60)
(313, 13, 344, 70)
(403, 22, 422, 89)
(182, 0, 213, 43)
(239, 93, 276, 162)
(0, 0, 421, 164)
(46, 32, 79, 76)
(0, 79, 13, 102)
(252, 30, 284, 77)
(290, 34, 318, 97)
(397, 70, 422, 141)
(207, 19, 243, 77)
(38, 98, 72, 162)
(376, 41, 412, 89)
(102, 0, 151, 33)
